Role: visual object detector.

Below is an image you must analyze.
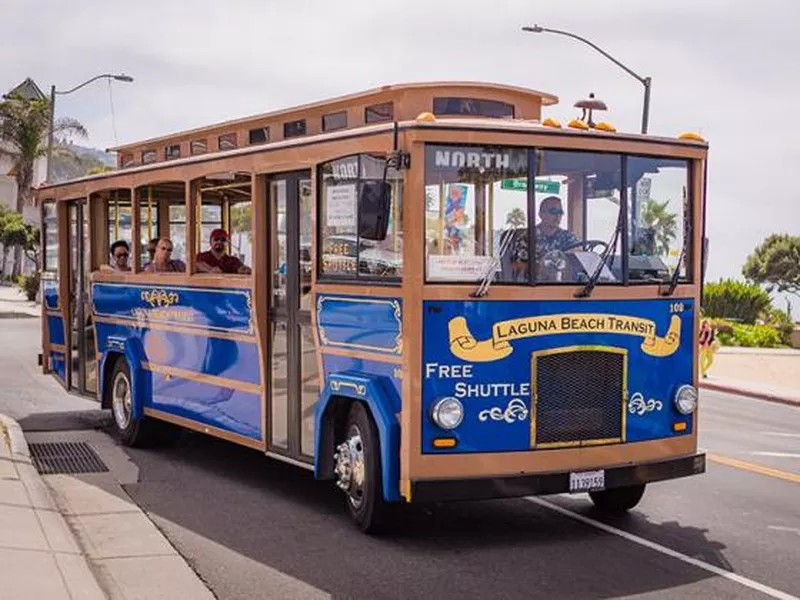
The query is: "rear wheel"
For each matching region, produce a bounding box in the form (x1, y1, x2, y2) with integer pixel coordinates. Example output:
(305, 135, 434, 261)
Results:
(109, 358, 178, 447)
(333, 402, 390, 533)
(589, 484, 646, 513)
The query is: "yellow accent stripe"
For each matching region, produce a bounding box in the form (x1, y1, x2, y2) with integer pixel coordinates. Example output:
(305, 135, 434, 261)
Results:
(141, 361, 261, 395)
(707, 453, 800, 484)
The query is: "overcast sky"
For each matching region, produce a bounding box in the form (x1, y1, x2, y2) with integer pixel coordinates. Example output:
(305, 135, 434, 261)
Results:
(3, 0, 799, 296)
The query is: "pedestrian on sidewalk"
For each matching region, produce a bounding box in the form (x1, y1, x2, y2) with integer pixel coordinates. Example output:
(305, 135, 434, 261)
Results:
(699, 319, 719, 378)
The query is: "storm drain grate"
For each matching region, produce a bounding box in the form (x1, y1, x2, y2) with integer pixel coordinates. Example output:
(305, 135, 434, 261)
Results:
(29, 442, 109, 475)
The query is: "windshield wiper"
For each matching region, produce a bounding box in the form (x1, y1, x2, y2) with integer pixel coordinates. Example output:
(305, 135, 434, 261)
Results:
(471, 225, 517, 298)
(660, 207, 690, 297)
(660, 246, 685, 297)
(575, 205, 624, 298)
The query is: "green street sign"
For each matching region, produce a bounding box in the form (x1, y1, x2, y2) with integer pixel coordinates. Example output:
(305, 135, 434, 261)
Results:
(501, 179, 560, 194)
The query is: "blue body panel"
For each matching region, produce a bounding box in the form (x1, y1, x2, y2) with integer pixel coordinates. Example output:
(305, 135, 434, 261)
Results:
(43, 279, 59, 311)
(47, 315, 65, 345)
(422, 298, 695, 454)
(317, 295, 402, 355)
(92, 282, 262, 441)
(315, 293, 403, 501)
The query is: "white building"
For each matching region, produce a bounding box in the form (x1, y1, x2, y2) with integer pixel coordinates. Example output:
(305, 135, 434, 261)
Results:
(1, 78, 48, 275)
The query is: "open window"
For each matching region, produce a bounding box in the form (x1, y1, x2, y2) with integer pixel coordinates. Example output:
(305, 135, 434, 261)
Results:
(193, 172, 252, 274)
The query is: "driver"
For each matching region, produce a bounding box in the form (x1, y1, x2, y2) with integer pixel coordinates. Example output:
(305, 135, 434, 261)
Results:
(535, 196, 579, 254)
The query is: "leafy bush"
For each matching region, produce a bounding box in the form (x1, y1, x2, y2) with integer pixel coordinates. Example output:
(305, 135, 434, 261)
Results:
(714, 322, 782, 348)
(16, 272, 40, 301)
(702, 279, 771, 324)
(762, 306, 795, 345)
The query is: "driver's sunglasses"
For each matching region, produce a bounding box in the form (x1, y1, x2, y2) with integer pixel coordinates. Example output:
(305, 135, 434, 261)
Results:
(547, 208, 564, 216)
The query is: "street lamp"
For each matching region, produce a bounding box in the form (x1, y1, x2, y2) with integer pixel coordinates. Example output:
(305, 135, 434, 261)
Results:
(46, 73, 134, 183)
(521, 24, 651, 134)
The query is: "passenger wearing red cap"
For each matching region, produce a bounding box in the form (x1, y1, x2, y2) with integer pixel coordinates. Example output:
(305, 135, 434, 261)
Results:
(196, 228, 251, 274)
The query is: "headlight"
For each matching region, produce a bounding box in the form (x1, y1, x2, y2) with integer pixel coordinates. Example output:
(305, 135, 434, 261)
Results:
(430, 397, 464, 430)
(674, 384, 698, 415)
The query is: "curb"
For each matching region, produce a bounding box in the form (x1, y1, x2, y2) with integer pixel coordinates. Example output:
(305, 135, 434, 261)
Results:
(0, 413, 108, 600)
(699, 382, 800, 408)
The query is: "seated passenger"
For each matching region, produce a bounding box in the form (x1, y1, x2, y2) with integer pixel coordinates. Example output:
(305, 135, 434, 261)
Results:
(143, 238, 185, 273)
(196, 228, 251, 274)
(146, 237, 159, 263)
(100, 240, 131, 272)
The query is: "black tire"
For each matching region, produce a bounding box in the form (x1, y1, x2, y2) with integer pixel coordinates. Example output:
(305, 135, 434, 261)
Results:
(589, 484, 646, 513)
(340, 402, 391, 534)
(108, 357, 175, 447)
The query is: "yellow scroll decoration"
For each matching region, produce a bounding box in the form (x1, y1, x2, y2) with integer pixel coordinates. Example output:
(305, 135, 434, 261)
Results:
(448, 313, 682, 363)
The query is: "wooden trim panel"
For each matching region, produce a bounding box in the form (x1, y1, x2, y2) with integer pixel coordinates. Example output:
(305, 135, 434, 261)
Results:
(143, 407, 265, 450)
(141, 361, 261, 395)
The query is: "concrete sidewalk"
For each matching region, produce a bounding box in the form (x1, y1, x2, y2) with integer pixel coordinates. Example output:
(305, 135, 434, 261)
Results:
(0, 413, 104, 599)
(700, 346, 800, 407)
(0, 413, 215, 600)
(0, 284, 40, 318)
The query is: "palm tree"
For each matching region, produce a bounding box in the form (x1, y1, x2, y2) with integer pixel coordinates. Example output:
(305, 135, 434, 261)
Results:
(0, 92, 87, 276)
(639, 199, 678, 256)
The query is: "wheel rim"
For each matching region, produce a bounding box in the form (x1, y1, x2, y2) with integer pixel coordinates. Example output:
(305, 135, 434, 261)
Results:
(111, 371, 132, 430)
(334, 424, 366, 509)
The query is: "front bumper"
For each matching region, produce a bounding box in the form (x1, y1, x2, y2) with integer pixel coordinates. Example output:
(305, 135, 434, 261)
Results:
(410, 452, 706, 503)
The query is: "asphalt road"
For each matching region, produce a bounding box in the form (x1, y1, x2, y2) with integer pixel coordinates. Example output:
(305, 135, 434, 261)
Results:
(6, 318, 800, 599)
(71, 389, 794, 600)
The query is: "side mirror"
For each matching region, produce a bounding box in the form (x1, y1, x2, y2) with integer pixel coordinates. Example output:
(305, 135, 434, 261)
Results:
(359, 181, 391, 241)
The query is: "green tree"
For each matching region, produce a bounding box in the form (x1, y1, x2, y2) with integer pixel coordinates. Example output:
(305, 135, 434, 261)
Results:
(639, 199, 678, 256)
(742, 234, 800, 297)
(506, 207, 527, 228)
(702, 278, 772, 324)
(0, 92, 87, 276)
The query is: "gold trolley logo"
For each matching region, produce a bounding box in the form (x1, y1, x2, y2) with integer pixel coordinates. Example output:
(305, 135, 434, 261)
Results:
(448, 313, 682, 363)
(141, 289, 180, 307)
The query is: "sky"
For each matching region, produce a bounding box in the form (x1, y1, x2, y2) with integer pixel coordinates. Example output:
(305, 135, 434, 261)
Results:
(3, 0, 799, 300)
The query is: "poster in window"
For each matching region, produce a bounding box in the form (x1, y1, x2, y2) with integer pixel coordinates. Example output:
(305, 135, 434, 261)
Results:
(444, 183, 469, 252)
(326, 184, 357, 228)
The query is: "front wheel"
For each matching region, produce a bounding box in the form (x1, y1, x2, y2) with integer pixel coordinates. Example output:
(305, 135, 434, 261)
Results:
(333, 402, 390, 533)
(589, 484, 646, 513)
(109, 358, 176, 447)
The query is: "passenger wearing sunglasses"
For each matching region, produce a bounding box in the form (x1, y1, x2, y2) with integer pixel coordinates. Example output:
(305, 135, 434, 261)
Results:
(143, 238, 186, 273)
(103, 240, 131, 272)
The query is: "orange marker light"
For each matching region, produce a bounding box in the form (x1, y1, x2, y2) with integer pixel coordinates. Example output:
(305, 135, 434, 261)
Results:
(433, 438, 457, 448)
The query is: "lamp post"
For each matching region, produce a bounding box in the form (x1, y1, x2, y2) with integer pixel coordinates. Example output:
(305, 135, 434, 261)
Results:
(46, 73, 134, 183)
(521, 25, 651, 134)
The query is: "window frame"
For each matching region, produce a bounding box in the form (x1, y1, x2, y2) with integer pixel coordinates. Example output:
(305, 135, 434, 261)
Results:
(422, 143, 694, 286)
(322, 111, 348, 132)
(316, 153, 403, 285)
(141, 149, 157, 165)
(190, 139, 208, 155)
(165, 144, 181, 161)
(283, 119, 307, 139)
(42, 200, 58, 273)
(365, 102, 393, 123)
(248, 127, 270, 145)
(218, 133, 238, 151)
(432, 97, 515, 119)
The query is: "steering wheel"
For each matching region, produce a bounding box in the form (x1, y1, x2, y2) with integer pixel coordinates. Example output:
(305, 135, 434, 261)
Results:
(560, 239, 608, 253)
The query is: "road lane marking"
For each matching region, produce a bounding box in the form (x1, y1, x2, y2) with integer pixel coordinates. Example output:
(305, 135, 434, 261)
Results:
(760, 432, 800, 438)
(707, 453, 800, 483)
(751, 452, 800, 459)
(527, 497, 799, 600)
(768, 526, 800, 537)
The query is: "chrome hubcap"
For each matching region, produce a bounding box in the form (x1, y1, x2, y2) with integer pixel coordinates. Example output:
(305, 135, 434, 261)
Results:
(111, 371, 132, 430)
(333, 425, 365, 509)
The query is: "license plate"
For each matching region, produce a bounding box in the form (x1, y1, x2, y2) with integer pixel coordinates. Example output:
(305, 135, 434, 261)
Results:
(569, 469, 605, 492)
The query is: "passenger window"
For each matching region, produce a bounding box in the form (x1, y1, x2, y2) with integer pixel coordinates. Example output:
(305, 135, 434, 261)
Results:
(319, 155, 402, 279)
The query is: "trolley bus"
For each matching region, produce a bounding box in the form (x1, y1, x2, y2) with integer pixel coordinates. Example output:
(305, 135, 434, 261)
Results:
(37, 81, 707, 532)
